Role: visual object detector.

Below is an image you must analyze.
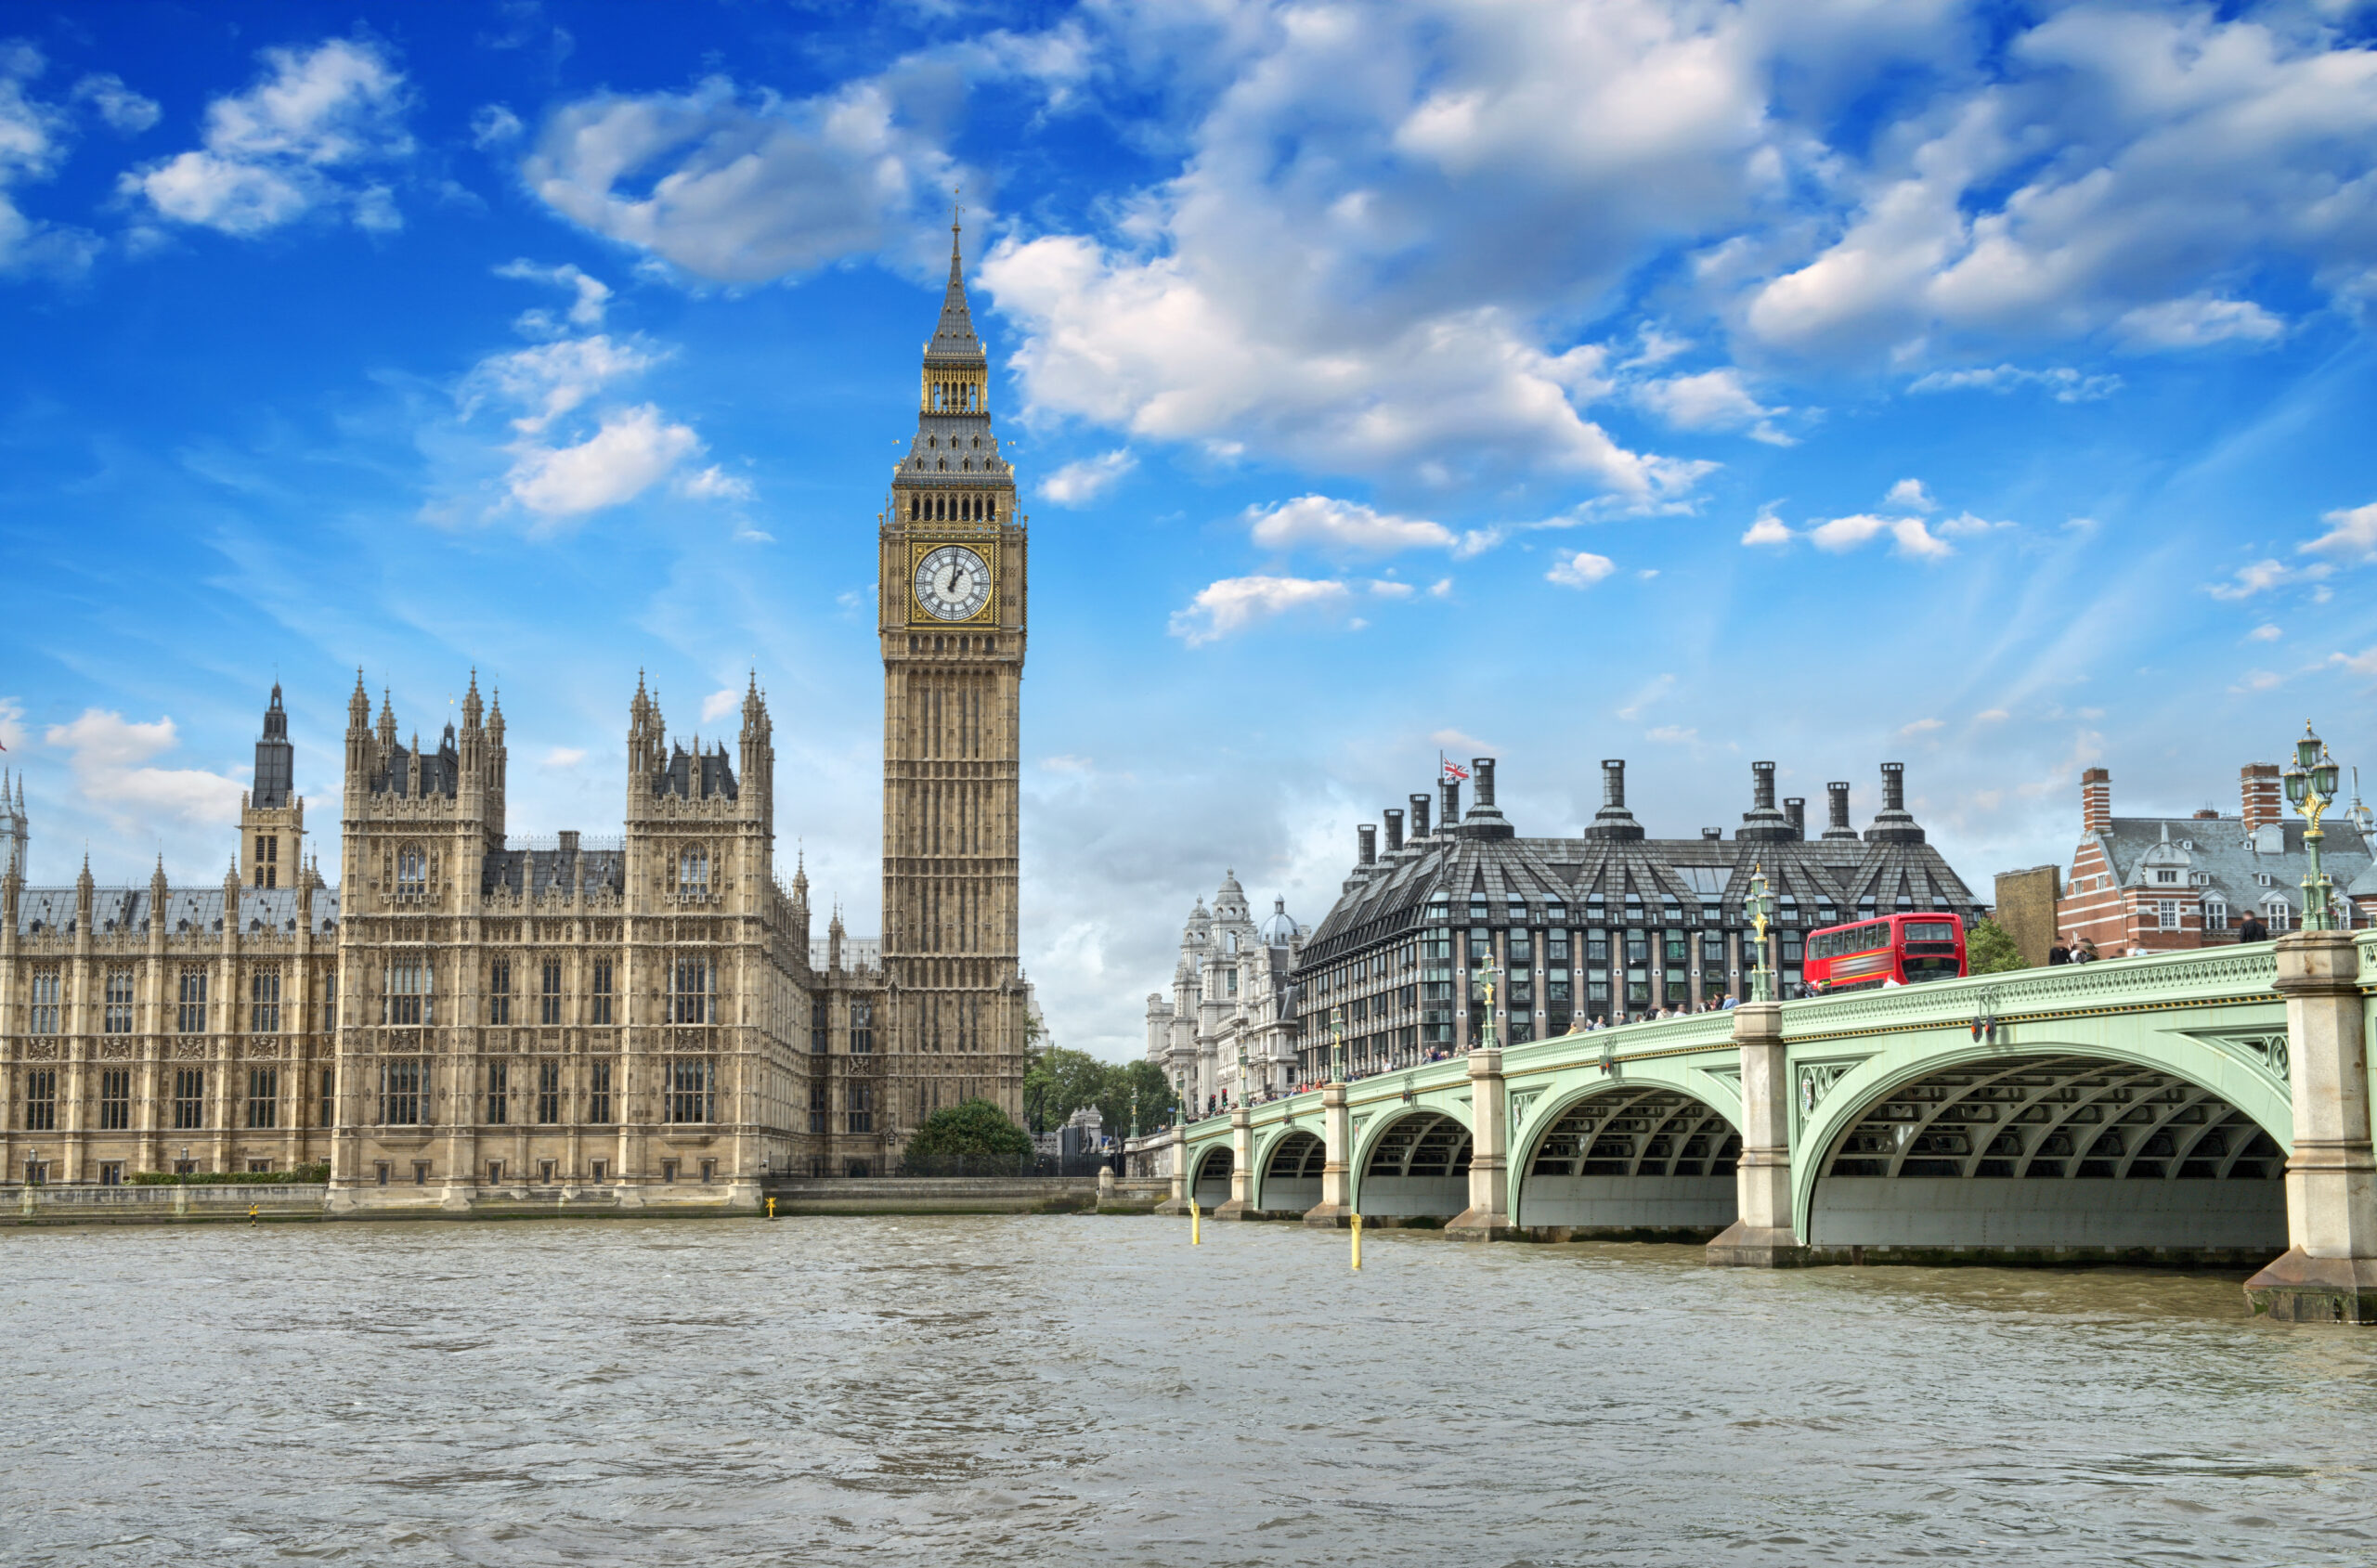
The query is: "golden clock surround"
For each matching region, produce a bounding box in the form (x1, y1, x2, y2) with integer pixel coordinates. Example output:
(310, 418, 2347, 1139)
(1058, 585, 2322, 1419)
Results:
(908, 538, 999, 626)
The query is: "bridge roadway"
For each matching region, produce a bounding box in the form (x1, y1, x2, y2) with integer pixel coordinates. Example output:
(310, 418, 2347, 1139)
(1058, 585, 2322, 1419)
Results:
(1155, 930, 2377, 1323)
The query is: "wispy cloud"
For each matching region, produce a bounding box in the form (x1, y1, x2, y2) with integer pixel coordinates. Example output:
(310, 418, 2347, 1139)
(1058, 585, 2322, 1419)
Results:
(1040, 448, 1136, 506)
(1169, 576, 1351, 646)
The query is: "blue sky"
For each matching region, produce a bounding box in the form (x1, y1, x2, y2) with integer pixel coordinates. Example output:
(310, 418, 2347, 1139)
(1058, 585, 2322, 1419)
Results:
(4, 1, 2376, 1056)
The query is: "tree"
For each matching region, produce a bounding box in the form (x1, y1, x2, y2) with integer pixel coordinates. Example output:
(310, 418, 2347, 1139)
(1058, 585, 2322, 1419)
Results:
(903, 1099, 1035, 1172)
(1096, 1059, 1173, 1137)
(1966, 917, 2027, 974)
(1021, 1045, 1110, 1134)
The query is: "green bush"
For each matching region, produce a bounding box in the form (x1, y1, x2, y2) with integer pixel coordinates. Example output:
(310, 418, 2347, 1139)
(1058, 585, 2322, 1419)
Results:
(129, 1163, 330, 1186)
(903, 1098, 1034, 1168)
(1966, 917, 2028, 975)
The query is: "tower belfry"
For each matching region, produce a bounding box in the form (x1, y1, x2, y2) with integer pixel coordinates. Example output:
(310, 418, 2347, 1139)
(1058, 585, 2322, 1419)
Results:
(240, 683, 305, 888)
(880, 216, 1029, 1131)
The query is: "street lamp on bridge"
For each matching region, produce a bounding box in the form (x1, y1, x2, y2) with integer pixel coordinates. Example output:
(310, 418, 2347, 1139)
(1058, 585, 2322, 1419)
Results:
(1745, 865, 1778, 1003)
(1237, 1043, 1251, 1108)
(1330, 1004, 1345, 1085)
(2284, 720, 2343, 932)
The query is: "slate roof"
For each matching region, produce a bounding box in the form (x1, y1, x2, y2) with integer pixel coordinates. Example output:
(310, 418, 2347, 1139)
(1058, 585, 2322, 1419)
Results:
(2089, 814, 2372, 915)
(479, 848, 626, 899)
(1302, 784, 1981, 965)
(16, 885, 340, 937)
(894, 225, 1014, 492)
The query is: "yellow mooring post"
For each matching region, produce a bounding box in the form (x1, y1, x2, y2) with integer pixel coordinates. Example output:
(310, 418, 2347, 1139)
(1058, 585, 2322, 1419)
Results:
(766, 1197, 777, 1221)
(1351, 1212, 1363, 1271)
(1190, 1199, 1201, 1246)
(249, 1203, 258, 1226)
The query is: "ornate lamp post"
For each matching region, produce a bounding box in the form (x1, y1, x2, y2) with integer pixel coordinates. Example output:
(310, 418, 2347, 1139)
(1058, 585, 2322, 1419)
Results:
(1237, 1043, 1251, 1108)
(2283, 720, 2343, 932)
(1474, 952, 1502, 1052)
(1330, 1004, 1346, 1084)
(1744, 865, 1778, 1003)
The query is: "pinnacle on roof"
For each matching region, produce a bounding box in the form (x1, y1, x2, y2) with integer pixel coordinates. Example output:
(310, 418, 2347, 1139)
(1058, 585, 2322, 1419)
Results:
(925, 212, 983, 364)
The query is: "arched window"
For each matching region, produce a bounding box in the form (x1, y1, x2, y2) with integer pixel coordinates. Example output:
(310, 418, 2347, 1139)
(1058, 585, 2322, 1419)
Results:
(679, 847, 709, 898)
(396, 846, 426, 896)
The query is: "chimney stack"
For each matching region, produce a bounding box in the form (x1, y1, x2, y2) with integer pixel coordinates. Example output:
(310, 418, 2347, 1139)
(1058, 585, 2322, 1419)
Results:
(1739, 760, 1793, 842)
(1825, 781, 1853, 838)
(1881, 761, 1906, 814)
(1586, 759, 1644, 841)
(1864, 762, 1925, 843)
(558, 829, 580, 857)
(2081, 767, 2112, 834)
(2241, 763, 2281, 833)
(1409, 792, 1432, 840)
(1474, 758, 1497, 808)
(1753, 760, 1777, 811)
(1383, 808, 1405, 853)
(1439, 775, 1461, 831)
(1357, 824, 1377, 866)
(1784, 797, 1805, 837)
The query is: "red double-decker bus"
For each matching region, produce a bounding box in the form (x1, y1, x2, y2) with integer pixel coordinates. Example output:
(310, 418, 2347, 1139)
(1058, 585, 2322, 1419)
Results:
(1803, 913, 1968, 993)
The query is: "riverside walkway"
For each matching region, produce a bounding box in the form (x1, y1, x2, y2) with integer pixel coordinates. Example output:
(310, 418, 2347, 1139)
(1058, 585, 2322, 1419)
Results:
(1162, 930, 2377, 1323)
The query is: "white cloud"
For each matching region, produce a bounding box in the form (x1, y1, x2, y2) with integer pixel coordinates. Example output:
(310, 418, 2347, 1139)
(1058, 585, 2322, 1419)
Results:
(2230, 669, 2283, 693)
(1039, 448, 1137, 506)
(1246, 494, 1455, 556)
(1884, 478, 1937, 512)
(700, 688, 739, 723)
(1645, 725, 1698, 745)
(2206, 558, 2334, 601)
(471, 103, 523, 149)
(2115, 295, 2285, 351)
(1633, 368, 1789, 443)
(523, 73, 964, 283)
(1740, 512, 1793, 548)
(0, 695, 24, 753)
(1367, 578, 1415, 599)
(541, 746, 587, 768)
(123, 38, 413, 236)
(1168, 575, 1352, 646)
(2248, 624, 2281, 642)
(45, 709, 243, 827)
(1899, 718, 1945, 736)
(2302, 502, 2377, 564)
(508, 405, 700, 519)
(466, 333, 657, 437)
(1907, 364, 2123, 401)
(497, 258, 612, 329)
(1974, 708, 2009, 723)
(71, 73, 159, 135)
(1426, 577, 1452, 598)
(1739, 7, 2377, 364)
(1937, 510, 2013, 537)
(1545, 550, 1617, 588)
(0, 45, 99, 277)
(2330, 648, 2377, 680)
(676, 464, 754, 502)
(1806, 512, 1954, 561)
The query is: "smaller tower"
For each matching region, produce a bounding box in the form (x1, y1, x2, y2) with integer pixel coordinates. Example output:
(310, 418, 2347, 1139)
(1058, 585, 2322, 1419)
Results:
(0, 769, 27, 881)
(240, 685, 305, 888)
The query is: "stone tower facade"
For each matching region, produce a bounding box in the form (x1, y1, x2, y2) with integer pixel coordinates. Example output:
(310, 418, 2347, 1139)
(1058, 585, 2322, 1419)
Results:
(240, 684, 305, 889)
(877, 217, 1030, 1131)
(0, 770, 26, 883)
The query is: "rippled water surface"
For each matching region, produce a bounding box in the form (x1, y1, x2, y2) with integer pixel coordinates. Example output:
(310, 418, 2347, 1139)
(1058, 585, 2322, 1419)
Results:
(5, 1216, 2375, 1566)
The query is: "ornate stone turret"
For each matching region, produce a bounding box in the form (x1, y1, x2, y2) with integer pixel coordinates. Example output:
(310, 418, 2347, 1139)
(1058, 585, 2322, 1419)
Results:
(242, 683, 306, 888)
(0, 767, 27, 881)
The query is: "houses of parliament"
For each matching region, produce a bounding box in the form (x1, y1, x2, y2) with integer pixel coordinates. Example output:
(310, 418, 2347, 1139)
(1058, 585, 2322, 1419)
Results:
(0, 227, 1031, 1211)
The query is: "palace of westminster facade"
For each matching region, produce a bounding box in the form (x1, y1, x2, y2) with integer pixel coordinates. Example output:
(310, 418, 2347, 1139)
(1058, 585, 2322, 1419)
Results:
(0, 226, 1032, 1210)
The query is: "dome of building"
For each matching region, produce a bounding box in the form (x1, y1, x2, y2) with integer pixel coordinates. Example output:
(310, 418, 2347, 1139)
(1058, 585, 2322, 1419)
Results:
(1257, 895, 1301, 946)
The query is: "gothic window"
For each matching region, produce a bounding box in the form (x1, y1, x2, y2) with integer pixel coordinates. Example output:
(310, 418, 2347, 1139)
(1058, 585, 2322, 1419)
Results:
(27, 967, 58, 1034)
(98, 1069, 130, 1131)
(808, 1082, 827, 1133)
(384, 959, 430, 1026)
(847, 1082, 873, 1134)
(104, 967, 134, 1033)
(250, 967, 281, 1033)
(22, 1069, 56, 1131)
(487, 958, 512, 1025)
(377, 1058, 425, 1126)
(539, 960, 563, 1025)
(177, 968, 208, 1033)
(396, 846, 426, 896)
(665, 1058, 714, 1123)
(851, 1002, 873, 1055)
(323, 970, 338, 1031)
(670, 958, 713, 1024)
(678, 847, 709, 898)
(319, 1067, 334, 1128)
(173, 1068, 206, 1130)
(486, 1060, 510, 1125)
(588, 1060, 613, 1124)
(591, 960, 614, 1025)
(537, 1060, 560, 1124)
(247, 1068, 278, 1130)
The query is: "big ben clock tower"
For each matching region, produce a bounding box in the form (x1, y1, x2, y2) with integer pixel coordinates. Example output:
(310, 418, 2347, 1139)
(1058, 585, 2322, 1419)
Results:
(880, 216, 1029, 1134)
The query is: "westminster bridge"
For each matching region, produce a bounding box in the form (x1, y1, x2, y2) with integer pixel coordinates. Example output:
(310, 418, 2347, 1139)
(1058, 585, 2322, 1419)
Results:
(1157, 930, 2377, 1323)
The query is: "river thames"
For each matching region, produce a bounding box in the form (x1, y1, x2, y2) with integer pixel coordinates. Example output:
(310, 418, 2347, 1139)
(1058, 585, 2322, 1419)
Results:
(3, 1216, 2372, 1566)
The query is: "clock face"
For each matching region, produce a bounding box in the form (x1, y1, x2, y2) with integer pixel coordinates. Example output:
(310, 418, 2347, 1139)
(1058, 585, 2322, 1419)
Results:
(915, 544, 993, 622)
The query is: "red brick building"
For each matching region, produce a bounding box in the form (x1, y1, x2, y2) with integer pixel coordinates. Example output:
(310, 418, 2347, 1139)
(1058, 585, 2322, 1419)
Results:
(2054, 761, 2373, 955)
